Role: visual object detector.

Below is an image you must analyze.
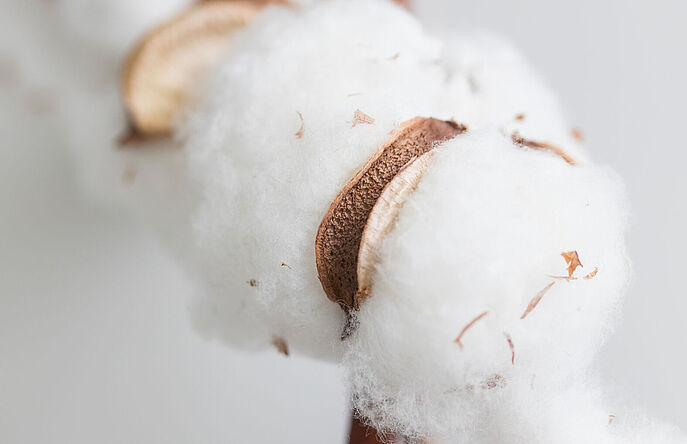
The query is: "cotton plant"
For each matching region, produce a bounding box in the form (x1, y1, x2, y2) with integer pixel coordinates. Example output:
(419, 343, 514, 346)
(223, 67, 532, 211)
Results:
(13, 0, 686, 442)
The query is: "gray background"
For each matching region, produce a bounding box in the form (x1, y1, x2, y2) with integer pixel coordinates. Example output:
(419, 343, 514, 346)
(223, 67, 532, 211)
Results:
(1, 0, 685, 442)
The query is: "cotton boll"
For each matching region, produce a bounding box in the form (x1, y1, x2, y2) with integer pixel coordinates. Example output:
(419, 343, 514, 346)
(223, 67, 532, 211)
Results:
(346, 129, 629, 438)
(182, 0, 458, 359)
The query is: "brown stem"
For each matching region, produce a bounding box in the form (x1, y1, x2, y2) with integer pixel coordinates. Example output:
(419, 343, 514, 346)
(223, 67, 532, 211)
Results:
(349, 414, 396, 444)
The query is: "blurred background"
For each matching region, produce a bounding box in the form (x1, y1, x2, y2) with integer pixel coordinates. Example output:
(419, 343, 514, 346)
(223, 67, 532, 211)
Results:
(1, 0, 685, 442)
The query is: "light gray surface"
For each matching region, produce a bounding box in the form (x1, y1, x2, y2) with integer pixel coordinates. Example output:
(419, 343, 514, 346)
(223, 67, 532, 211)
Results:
(1, 0, 686, 442)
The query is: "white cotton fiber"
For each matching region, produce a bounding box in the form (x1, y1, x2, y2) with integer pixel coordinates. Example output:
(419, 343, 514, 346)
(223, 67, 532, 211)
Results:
(345, 129, 630, 439)
(181, 0, 457, 359)
(179, 0, 585, 361)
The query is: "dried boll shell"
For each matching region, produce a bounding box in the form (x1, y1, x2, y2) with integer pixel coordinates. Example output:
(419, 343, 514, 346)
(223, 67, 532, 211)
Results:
(356, 151, 435, 305)
(121, 1, 266, 136)
(315, 117, 466, 310)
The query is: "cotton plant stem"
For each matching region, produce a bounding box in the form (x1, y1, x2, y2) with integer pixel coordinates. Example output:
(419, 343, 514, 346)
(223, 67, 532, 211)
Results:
(348, 414, 395, 444)
(348, 413, 432, 444)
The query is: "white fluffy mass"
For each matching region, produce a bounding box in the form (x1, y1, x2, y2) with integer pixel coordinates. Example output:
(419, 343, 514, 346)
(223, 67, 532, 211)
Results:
(346, 128, 630, 439)
(182, 0, 452, 359)
(181, 0, 586, 361)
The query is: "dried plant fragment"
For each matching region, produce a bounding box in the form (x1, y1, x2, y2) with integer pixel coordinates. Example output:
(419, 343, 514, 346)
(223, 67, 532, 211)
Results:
(454, 311, 488, 349)
(515, 113, 525, 121)
(521, 281, 555, 319)
(504, 332, 515, 365)
(481, 374, 506, 390)
(608, 414, 616, 425)
(121, 1, 265, 136)
(294, 111, 305, 138)
(352, 109, 375, 127)
(561, 250, 583, 277)
(357, 151, 435, 304)
(347, 92, 363, 97)
(280, 262, 292, 269)
(584, 267, 599, 279)
(512, 132, 577, 165)
(316, 117, 466, 309)
(247, 279, 258, 287)
(271, 336, 289, 356)
(571, 127, 584, 141)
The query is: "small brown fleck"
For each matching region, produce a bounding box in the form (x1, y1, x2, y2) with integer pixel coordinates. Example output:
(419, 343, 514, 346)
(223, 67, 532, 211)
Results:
(271, 336, 289, 356)
(352, 109, 375, 127)
(247, 279, 258, 287)
(504, 332, 515, 365)
(584, 267, 599, 280)
(608, 414, 616, 425)
(571, 127, 584, 141)
(515, 113, 525, 121)
(454, 311, 488, 349)
(481, 374, 506, 390)
(521, 281, 555, 319)
(294, 111, 305, 138)
(280, 262, 291, 269)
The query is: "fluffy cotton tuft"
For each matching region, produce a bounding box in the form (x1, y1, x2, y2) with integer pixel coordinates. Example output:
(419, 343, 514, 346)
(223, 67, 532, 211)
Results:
(182, 0, 453, 359)
(181, 0, 588, 361)
(345, 129, 630, 438)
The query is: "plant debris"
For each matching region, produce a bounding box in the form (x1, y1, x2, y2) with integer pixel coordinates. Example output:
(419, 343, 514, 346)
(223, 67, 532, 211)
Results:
(512, 132, 577, 165)
(352, 109, 375, 127)
(515, 113, 525, 121)
(561, 250, 583, 277)
(295, 111, 305, 138)
(280, 262, 292, 269)
(608, 414, 616, 425)
(571, 127, 584, 141)
(504, 332, 515, 365)
(271, 336, 289, 356)
(584, 267, 599, 280)
(247, 279, 258, 287)
(521, 281, 555, 319)
(481, 374, 506, 390)
(454, 311, 488, 349)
